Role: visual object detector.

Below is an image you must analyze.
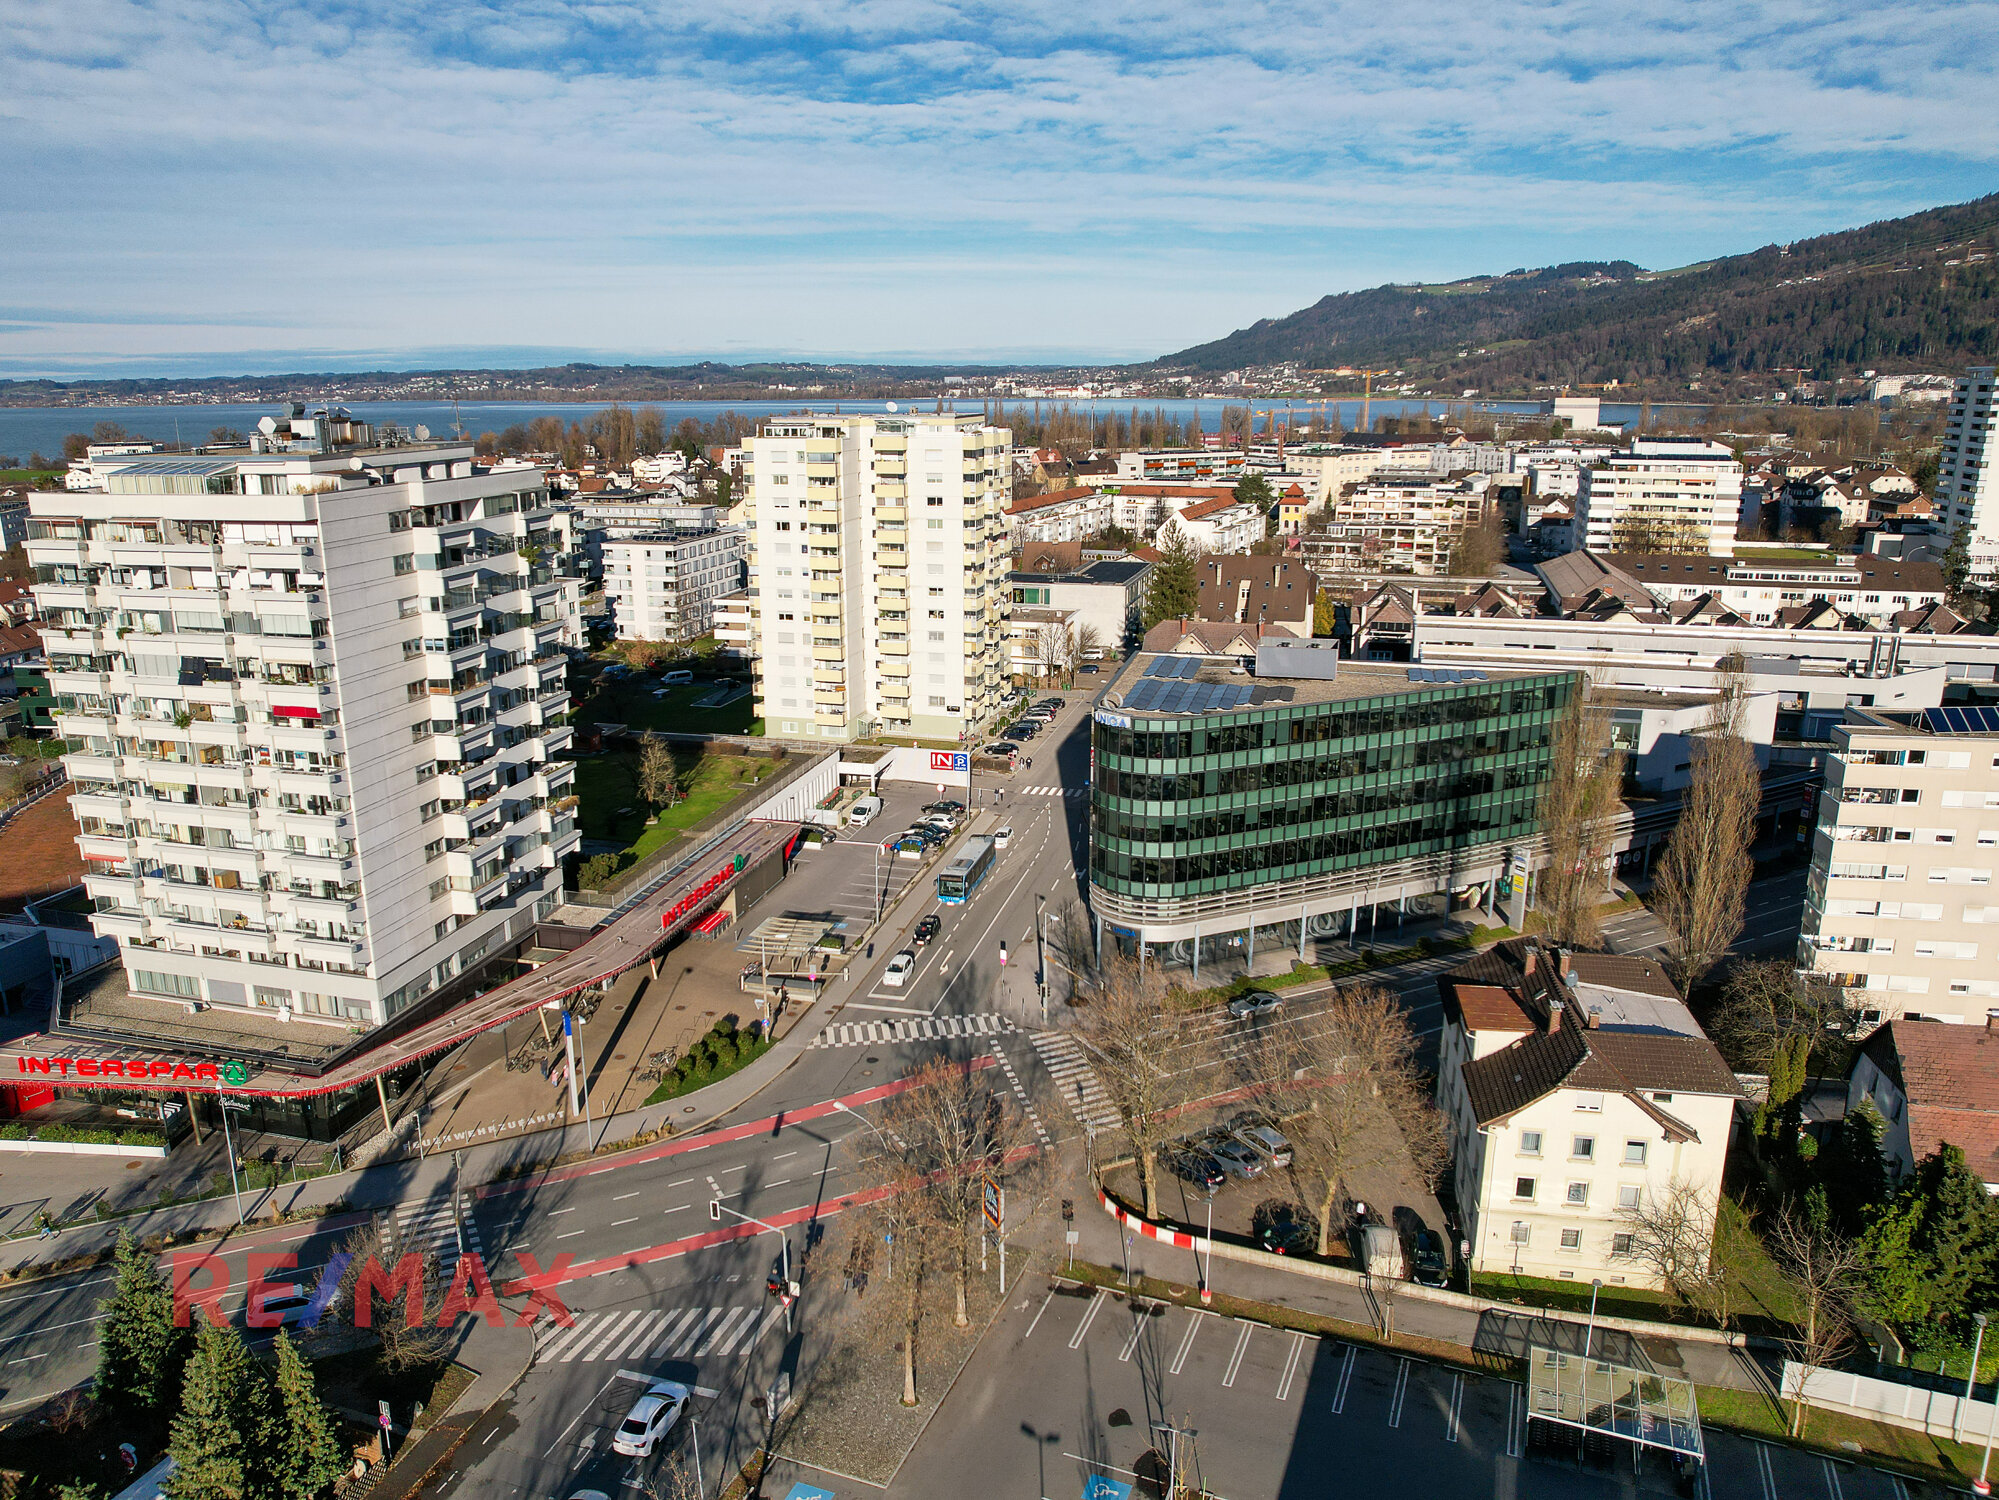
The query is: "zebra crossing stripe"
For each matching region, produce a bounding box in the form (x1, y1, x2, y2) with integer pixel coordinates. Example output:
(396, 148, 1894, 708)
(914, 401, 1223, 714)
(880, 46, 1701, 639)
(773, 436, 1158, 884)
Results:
(645, 1306, 707, 1359)
(811, 1013, 1016, 1050)
(533, 1305, 782, 1366)
(573, 1308, 647, 1364)
(605, 1309, 669, 1364)
(1028, 1031, 1121, 1130)
(696, 1306, 755, 1355)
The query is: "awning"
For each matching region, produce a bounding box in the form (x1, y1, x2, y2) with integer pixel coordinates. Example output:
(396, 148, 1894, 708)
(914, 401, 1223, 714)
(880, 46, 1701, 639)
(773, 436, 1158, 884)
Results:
(273, 705, 320, 720)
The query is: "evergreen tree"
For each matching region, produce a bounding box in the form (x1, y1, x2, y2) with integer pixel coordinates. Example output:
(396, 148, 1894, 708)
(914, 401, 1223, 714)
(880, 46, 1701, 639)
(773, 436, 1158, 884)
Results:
(1140, 533, 1201, 628)
(95, 1232, 193, 1435)
(1942, 527, 1973, 605)
(166, 1322, 258, 1500)
(1857, 1145, 1999, 1336)
(1817, 1096, 1891, 1234)
(266, 1333, 346, 1500)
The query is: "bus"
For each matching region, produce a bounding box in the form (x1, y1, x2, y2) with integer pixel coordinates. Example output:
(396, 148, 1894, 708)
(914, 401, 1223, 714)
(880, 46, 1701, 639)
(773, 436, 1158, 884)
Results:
(936, 836, 997, 905)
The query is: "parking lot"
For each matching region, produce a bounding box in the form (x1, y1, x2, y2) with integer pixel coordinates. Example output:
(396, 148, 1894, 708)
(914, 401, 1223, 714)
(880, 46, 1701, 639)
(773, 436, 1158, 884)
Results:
(744, 783, 961, 936)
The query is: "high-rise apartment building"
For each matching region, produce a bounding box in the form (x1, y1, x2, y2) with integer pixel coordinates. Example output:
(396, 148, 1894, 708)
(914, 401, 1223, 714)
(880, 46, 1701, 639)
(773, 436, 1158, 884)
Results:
(29, 407, 584, 1032)
(743, 413, 1011, 742)
(1801, 706, 1999, 1028)
(602, 530, 745, 642)
(1573, 439, 1744, 556)
(1937, 366, 1999, 581)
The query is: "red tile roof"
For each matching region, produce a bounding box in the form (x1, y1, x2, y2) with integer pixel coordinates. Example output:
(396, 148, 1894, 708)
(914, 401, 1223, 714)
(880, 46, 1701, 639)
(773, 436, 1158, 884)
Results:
(1859, 1020, 1999, 1179)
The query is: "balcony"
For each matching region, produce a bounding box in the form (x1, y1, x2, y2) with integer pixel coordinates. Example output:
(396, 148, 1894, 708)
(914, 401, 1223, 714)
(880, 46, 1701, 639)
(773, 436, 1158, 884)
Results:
(291, 933, 364, 965)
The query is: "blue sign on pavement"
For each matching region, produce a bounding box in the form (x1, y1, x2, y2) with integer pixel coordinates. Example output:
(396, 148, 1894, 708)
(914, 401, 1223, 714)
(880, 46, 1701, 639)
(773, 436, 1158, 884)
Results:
(1082, 1478, 1131, 1500)
(782, 1485, 836, 1500)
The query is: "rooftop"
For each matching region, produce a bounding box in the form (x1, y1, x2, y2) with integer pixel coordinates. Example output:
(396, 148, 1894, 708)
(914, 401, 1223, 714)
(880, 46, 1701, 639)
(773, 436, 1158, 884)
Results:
(1103, 647, 1561, 716)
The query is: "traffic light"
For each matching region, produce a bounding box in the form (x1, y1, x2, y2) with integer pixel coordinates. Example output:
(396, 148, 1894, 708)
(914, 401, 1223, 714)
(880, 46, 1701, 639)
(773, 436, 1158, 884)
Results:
(998, 940, 1008, 966)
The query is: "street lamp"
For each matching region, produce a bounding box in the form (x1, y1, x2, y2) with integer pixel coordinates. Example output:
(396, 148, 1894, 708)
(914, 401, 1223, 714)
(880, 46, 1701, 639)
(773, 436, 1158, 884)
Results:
(711, 1199, 798, 1334)
(1584, 1278, 1603, 1362)
(1968, 1310, 1990, 1448)
(1200, 1189, 1215, 1307)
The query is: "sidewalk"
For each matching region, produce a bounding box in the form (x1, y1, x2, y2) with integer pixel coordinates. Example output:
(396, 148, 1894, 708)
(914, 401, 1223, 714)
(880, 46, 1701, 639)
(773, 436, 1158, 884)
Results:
(364, 1312, 536, 1500)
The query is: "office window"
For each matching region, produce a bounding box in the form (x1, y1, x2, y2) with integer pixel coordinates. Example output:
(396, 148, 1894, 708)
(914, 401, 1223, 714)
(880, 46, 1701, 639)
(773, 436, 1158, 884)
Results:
(1572, 1136, 1595, 1161)
(1519, 1130, 1542, 1157)
(1617, 1185, 1641, 1210)
(1559, 1228, 1582, 1251)
(1623, 1140, 1647, 1166)
(1566, 1182, 1589, 1206)
(1513, 1177, 1536, 1201)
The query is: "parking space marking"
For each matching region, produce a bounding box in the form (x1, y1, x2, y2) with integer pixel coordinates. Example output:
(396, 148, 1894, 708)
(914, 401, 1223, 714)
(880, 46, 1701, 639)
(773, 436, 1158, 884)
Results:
(1445, 1371, 1464, 1443)
(1169, 1312, 1204, 1375)
(1505, 1382, 1523, 1458)
(1753, 1440, 1778, 1500)
(1274, 1331, 1307, 1402)
(1387, 1359, 1412, 1428)
(1821, 1457, 1843, 1500)
(1222, 1320, 1253, 1388)
(1069, 1291, 1106, 1350)
(1118, 1314, 1144, 1364)
(1329, 1344, 1356, 1414)
(1884, 1474, 1908, 1500)
(1024, 1290, 1054, 1341)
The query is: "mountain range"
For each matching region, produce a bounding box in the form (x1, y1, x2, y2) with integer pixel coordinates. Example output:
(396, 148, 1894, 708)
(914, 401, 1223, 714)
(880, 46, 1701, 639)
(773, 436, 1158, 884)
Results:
(1162, 195, 1999, 390)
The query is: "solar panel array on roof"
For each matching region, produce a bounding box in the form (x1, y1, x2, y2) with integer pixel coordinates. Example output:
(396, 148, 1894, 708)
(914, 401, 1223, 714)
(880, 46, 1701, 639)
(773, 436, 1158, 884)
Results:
(1408, 667, 1489, 684)
(1124, 679, 1254, 713)
(1922, 706, 1999, 735)
(107, 458, 238, 477)
(1143, 656, 1203, 679)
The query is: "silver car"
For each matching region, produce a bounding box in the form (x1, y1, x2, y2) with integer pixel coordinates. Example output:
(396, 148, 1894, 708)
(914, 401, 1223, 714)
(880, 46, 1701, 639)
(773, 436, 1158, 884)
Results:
(1234, 1124, 1293, 1169)
(1206, 1136, 1267, 1180)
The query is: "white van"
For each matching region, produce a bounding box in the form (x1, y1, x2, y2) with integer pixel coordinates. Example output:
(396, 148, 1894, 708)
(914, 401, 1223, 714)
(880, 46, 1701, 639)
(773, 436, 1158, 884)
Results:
(661, 669, 693, 685)
(848, 796, 884, 827)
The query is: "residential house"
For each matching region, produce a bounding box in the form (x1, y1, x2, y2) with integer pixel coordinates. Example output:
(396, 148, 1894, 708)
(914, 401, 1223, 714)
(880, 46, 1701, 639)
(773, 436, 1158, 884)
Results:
(1848, 1017, 1999, 1188)
(1192, 557, 1320, 638)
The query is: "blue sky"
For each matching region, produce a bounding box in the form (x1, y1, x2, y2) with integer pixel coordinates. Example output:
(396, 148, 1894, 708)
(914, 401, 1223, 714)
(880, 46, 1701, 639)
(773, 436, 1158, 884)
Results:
(3, 0, 1997, 375)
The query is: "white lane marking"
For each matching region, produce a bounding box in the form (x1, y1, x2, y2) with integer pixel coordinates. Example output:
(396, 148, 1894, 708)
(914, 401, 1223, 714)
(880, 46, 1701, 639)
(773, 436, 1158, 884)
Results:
(1445, 1371, 1463, 1443)
(1822, 1457, 1844, 1500)
(714, 1306, 771, 1356)
(1754, 1440, 1777, 1500)
(1275, 1331, 1306, 1402)
(548, 1207, 577, 1216)
(1068, 1291, 1106, 1350)
(541, 1371, 623, 1455)
(570, 1308, 646, 1364)
(605, 1309, 667, 1364)
(1118, 1314, 1144, 1364)
(1222, 1320, 1253, 1389)
(614, 1192, 639, 1202)
(1024, 1291, 1055, 1340)
(645, 1307, 707, 1359)
(1330, 1344, 1356, 1414)
(1506, 1381, 1524, 1458)
(612, 1218, 638, 1227)
(557, 1229, 585, 1239)
(774, 1152, 798, 1162)
(1169, 1312, 1204, 1375)
(1387, 1358, 1411, 1428)
(663, 1204, 690, 1215)
(697, 1306, 755, 1355)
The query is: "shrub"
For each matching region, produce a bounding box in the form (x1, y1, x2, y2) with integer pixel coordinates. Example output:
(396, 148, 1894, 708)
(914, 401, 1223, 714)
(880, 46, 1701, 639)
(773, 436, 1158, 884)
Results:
(579, 853, 621, 887)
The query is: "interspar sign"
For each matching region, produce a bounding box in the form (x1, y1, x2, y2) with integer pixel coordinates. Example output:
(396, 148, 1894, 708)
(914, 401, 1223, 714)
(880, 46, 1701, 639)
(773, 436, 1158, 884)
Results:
(661, 855, 746, 931)
(14, 1055, 246, 1084)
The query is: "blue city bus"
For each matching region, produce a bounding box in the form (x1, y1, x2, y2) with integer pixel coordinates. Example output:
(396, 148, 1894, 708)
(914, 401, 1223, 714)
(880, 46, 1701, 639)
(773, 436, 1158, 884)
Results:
(936, 836, 997, 904)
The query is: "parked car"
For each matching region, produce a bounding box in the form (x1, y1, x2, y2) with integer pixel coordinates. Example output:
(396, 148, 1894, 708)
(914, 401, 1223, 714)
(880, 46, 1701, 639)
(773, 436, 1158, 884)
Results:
(1080, 664, 1100, 674)
(922, 801, 966, 816)
(893, 835, 928, 859)
(994, 826, 1012, 849)
(984, 742, 1019, 757)
(913, 914, 941, 946)
(1252, 1201, 1316, 1256)
(1164, 1146, 1228, 1192)
(1412, 1231, 1449, 1287)
(1206, 1136, 1267, 1180)
(883, 951, 915, 987)
(1039, 697, 1065, 709)
(248, 1286, 312, 1330)
(1357, 1223, 1405, 1280)
(1227, 992, 1283, 1020)
(1233, 1124, 1293, 1169)
(612, 1380, 691, 1457)
(1006, 723, 1039, 739)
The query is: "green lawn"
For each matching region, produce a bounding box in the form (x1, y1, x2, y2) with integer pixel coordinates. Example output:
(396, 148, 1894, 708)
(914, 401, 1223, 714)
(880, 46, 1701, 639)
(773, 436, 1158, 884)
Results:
(576, 677, 756, 736)
(0, 470, 63, 487)
(572, 749, 776, 880)
(1697, 1384, 1993, 1481)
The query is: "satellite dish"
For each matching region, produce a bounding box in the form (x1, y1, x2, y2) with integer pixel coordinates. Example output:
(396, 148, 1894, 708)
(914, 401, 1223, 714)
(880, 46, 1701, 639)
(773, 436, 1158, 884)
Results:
(885, 402, 898, 413)
(257, 416, 277, 435)
(413, 425, 431, 441)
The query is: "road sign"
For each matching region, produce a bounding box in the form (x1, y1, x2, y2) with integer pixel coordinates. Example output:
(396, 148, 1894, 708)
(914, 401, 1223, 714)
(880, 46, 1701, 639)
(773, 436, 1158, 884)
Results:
(782, 1486, 836, 1500)
(1082, 1478, 1131, 1500)
(983, 1176, 1002, 1232)
(378, 1400, 392, 1429)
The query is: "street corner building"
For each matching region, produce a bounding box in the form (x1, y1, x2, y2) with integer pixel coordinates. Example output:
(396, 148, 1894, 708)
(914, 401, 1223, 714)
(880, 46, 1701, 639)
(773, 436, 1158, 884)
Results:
(1434, 938, 1742, 1290)
(1084, 635, 1580, 966)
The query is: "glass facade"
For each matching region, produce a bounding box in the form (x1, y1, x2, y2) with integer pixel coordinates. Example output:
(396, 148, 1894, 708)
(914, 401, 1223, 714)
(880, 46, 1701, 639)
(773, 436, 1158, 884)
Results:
(1090, 672, 1577, 904)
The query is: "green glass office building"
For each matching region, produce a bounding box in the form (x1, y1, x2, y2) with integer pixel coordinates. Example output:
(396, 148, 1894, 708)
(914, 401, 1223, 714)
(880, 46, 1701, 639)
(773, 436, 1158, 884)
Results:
(1088, 649, 1579, 964)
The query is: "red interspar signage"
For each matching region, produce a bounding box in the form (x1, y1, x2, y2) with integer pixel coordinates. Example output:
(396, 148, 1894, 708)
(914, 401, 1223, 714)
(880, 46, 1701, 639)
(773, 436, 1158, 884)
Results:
(16, 1056, 222, 1083)
(660, 857, 744, 931)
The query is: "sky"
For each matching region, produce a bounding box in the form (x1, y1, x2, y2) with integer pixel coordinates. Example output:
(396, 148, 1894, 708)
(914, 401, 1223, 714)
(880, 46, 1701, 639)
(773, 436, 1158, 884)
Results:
(3, 0, 1997, 376)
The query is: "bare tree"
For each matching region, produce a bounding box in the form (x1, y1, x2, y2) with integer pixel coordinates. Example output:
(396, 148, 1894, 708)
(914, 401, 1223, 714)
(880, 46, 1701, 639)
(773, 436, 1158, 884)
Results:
(1614, 1177, 1721, 1301)
(1707, 958, 1855, 1076)
(1074, 958, 1201, 1219)
(637, 734, 681, 809)
(1654, 662, 1759, 994)
(1445, 504, 1507, 576)
(1265, 985, 1448, 1255)
(1033, 623, 1074, 685)
(1767, 1207, 1860, 1437)
(1535, 681, 1626, 948)
(328, 1219, 452, 1372)
(1073, 622, 1104, 664)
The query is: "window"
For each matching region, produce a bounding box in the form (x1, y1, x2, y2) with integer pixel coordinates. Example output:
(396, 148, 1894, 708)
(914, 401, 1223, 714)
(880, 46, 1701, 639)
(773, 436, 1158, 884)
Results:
(1519, 1130, 1543, 1156)
(133, 969, 200, 998)
(1651, 1093, 1673, 1104)
(1623, 1140, 1647, 1166)
(1617, 1185, 1641, 1210)
(1575, 1094, 1602, 1112)
(1559, 1228, 1582, 1251)
(1612, 1233, 1635, 1257)
(1565, 1182, 1589, 1206)
(1513, 1177, 1536, 1201)
(1511, 1222, 1531, 1245)
(1571, 1135, 1595, 1161)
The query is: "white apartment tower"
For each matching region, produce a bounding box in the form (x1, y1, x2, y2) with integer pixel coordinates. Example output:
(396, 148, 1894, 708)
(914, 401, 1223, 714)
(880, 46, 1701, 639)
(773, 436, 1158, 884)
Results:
(744, 413, 1011, 742)
(29, 407, 585, 1032)
(1574, 439, 1745, 556)
(1800, 706, 1999, 1028)
(602, 530, 745, 642)
(1938, 366, 1999, 581)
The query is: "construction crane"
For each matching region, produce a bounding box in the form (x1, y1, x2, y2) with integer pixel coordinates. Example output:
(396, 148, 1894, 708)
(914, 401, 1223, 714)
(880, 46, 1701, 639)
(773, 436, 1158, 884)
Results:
(1355, 369, 1395, 436)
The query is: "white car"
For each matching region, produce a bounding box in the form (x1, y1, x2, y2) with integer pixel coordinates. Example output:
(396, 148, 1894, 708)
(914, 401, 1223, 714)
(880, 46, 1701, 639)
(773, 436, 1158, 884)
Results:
(883, 951, 916, 987)
(994, 826, 1012, 849)
(611, 1379, 690, 1457)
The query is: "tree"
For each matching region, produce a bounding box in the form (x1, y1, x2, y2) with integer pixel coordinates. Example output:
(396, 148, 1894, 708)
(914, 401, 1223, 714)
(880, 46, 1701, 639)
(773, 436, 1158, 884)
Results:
(1769, 1207, 1861, 1437)
(95, 1232, 194, 1435)
(1615, 1177, 1722, 1300)
(1312, 591, 1338, 638)
(1654, 663, 1758, 995)
(638, 735, 681, 810)
(62, 432, 90, 462)
(1034, 623, 1074, 684)
(267, 1332, 346, 1499)
(1075, 958, 1200, 1219)
(165, 1322, 263, 1500)
(1858, 1145, 1999, 1337)
(1814, 1096, 1891, 1235)
(1263, 985, 1447, 1255)
(1073, 622, 1104, 663)
(1445, 505, 1507, 576)
(1141, 533, 1202, 629)
(1533, 682, 1625, 948)
(1235, 474, 1277, 537)
(329, 1219, 452, 1373)
(1707, 959, 1853, 1077)
(1942, 526, 1973, 605)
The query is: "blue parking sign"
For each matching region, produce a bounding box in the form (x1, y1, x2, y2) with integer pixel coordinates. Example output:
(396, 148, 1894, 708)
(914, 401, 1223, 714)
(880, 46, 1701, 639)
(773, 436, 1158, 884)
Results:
(783, 1486, 836, 1500)
(1082, 1478, 1131, 1500)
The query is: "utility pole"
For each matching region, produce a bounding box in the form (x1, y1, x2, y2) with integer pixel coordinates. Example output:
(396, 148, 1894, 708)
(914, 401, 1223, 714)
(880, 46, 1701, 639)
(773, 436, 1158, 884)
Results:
(1035, 891, 1048, 1023)
(1151, 1420, 1197, 1500)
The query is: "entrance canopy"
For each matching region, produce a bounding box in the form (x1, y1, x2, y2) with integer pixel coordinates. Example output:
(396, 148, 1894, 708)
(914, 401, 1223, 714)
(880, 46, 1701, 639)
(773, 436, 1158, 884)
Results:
(1526, 1344, 1704, 1462)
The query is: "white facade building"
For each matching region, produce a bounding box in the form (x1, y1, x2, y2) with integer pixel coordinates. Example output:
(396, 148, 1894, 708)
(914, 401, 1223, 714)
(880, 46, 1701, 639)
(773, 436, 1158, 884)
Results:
(29, 408, 584, 1033)
(744, 412, 1011, 742)
(1306, 474, 1490, 576)
(1573, 439, 1745, 556)
(602, 530, 745, 642)
(1938, 366, 1999, 581)
(1800, 707, 1999, 1028)
(1113, 449, 1246, 483)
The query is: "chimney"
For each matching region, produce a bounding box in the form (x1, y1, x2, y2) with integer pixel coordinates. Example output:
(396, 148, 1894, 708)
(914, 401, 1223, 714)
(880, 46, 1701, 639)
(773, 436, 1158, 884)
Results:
(1547, 1003, 1561, 1034)
(1987, 1009, 1999, 1032)
(1557, 951, 1572, 979)
(1587, 1007, 1601, 1029)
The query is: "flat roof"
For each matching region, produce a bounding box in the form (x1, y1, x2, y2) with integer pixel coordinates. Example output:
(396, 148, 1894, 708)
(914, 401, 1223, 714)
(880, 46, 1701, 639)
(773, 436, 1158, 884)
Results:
(1103, 649, 1564, 715)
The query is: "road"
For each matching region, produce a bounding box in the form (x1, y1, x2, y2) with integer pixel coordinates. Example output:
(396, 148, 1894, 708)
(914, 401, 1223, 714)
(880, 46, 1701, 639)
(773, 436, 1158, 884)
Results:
(1599, 866, 1808, 963)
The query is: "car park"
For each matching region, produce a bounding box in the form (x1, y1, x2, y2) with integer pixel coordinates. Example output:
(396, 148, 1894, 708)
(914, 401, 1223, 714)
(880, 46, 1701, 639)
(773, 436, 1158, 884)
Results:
(612, 1380, 690, 1457)
(883, 951, 915, 986)
(913, 914, 941, 946)
(1163, 1145, 1227, 1191)
(1226, 992, 1283, 1020)
(1206, 1136, 1267, 1180)
(1234, 1124, 1293, 1169)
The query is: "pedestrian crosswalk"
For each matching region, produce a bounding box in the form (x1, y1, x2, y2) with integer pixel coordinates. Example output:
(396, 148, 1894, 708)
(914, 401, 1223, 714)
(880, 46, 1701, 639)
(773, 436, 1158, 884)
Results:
(1027, 1030, 1121, 1131)
(394, 1195, 483, 1274)
(1016, 786, 1088, 798)
(812, 1013, 1016, 1049)
(532, 1303, 781, 1366)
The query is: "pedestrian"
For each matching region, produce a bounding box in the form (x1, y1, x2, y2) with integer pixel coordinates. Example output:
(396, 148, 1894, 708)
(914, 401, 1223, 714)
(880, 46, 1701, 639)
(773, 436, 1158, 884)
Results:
(35, 1210, 54, 1240)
